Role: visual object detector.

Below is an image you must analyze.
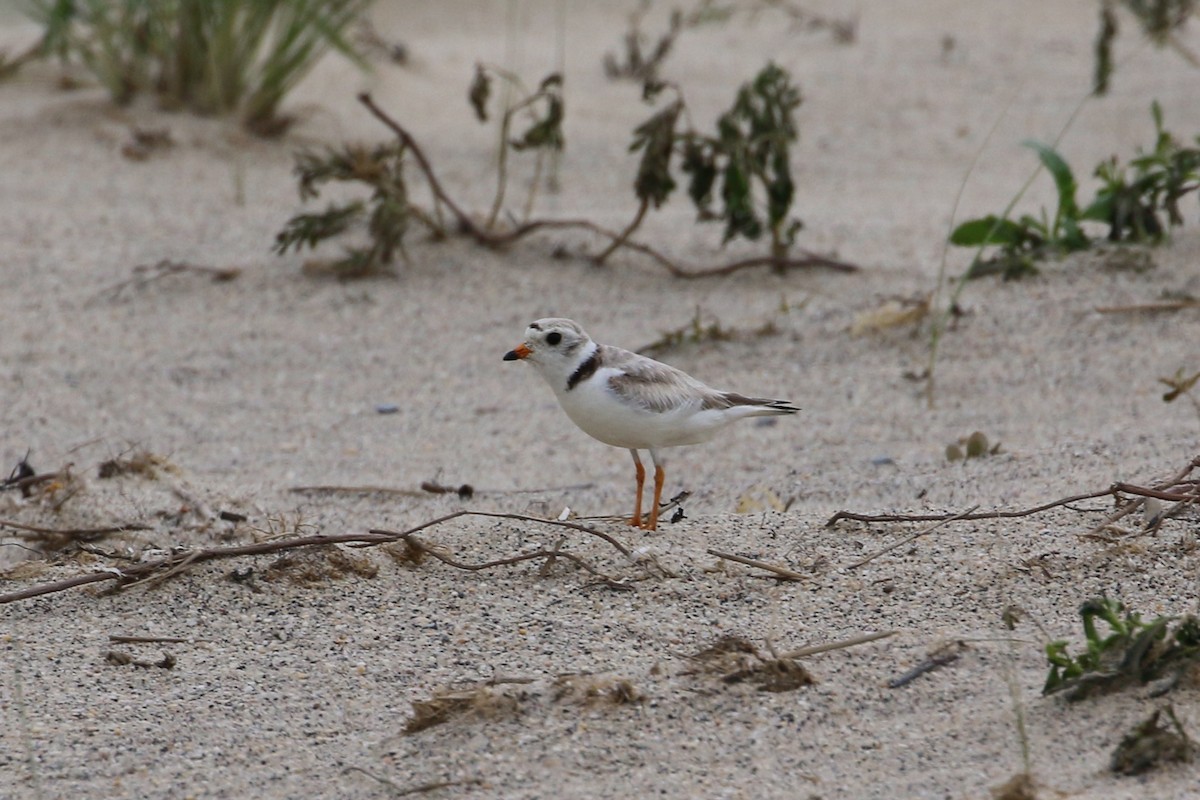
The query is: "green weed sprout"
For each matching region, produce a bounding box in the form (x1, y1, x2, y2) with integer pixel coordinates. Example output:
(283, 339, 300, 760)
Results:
(1043, 597, 1200, 701)
(1090, 101, 1200, 241)
(951, 102, 1200, 279)
(950, 141, 1098, 279)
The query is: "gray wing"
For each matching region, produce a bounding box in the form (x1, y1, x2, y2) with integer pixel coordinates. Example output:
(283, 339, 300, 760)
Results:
(603, 345, 723, 413)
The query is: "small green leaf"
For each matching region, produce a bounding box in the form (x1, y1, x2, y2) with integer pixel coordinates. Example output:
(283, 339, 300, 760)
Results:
(273, 201, 365, 255)
(949, 216, 1025, 247)
(1023, 139, 1080, 221)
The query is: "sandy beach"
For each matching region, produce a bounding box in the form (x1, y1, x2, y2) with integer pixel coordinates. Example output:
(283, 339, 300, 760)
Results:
(2, 2, 1200, 797)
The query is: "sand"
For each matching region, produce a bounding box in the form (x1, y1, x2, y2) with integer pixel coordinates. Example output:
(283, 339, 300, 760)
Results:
(2, 1, 1200, 798)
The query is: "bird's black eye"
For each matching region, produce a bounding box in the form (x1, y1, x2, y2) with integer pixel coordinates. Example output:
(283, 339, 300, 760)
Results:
(546, 332, 562, 346)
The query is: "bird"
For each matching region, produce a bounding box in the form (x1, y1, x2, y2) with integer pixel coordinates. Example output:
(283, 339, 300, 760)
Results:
(503, 317, 799, 530)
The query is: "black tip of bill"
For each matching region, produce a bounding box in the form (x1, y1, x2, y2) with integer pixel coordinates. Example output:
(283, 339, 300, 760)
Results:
(503, 350, 520, 361)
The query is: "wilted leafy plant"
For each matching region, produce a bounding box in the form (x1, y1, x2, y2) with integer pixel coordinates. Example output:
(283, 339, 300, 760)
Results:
(602, 62, 805, 267)
(468, 66, 565, 230)
(22, 0, 372, 135)
(1043, 597, 1200, 701)
(273, 142, 411, 277)
(603, 3, 683, 85)
(276, 72, 853, 280)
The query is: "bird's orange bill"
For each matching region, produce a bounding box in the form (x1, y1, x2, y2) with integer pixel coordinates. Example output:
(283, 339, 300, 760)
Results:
(503, 343, 532, 361)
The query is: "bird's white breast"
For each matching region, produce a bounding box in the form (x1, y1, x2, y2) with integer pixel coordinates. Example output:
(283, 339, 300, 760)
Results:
(553, 366, 730, 449)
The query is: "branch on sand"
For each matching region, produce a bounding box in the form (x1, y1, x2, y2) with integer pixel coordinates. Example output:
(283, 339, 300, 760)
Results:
(0, 510, 635, 606)
(357, 92, 858, 279)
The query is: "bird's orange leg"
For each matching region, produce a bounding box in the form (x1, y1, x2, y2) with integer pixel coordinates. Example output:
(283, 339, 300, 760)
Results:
(628, 450, 645, 528)
(645, 463, 665, 531)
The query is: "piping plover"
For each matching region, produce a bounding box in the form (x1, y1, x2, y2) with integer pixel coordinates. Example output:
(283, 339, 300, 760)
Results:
(503, 318, 799, 530)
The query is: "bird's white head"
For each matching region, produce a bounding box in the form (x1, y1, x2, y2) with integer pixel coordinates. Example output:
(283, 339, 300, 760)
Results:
(503, 317, 595, 386)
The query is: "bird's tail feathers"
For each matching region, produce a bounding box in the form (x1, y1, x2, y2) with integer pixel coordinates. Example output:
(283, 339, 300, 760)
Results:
(719, 393, 800, 416)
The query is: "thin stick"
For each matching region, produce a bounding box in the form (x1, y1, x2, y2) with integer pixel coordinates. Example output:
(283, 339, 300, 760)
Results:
(1, 510, 633, 605)
(706, 549, 808, 581)
(87, 260, 240, 306)
(828, 462, 1200, 541)
(109, 635, 191, 644)
(843, 506, 980, 570)
(887, 641, 965, 688)
(779, 630, 896, 659)
(120, 551, 203, 590)
(344, 766, 483, 796)
(370, 510, 632, 557)
(0, 519, 152, 537)
(828, 491, 1113, 526)
(578, 491, 689, 524)
(0, 533, 385, 605)
(593, 198, 649, 265)
(290, 484, 428, 496)
(1095, 300, 1200, 314)
(1112, 481, 1198, 502)
(400, 534, 622, 585)
(289, 482, 595, 496)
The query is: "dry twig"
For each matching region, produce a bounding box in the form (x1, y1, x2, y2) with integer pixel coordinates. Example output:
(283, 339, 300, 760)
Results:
(778, 630, 897, 660)
(888, 641, 967, 688)
(109, 634, 191, 644)
(828, 458, 1200, 537)
(0, 510, 633, 605)
(343, 767, 483, 796)
(706, 548, 809, 581)
(0, 520, 152, 537)
(88, 259, 240, 305)
(843, 506, 979, 570)
(1095, 300, 1200, 314)
(393, 533, 627, 589)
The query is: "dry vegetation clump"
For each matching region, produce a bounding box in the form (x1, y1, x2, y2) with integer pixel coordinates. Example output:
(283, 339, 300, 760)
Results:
(1110, 706, 1195, 775)
(404, 685, 528, 735)
(97, 449, 176, 480)
(990, 772, 1038, 800)
(683, 635, 815, 692)
(262, 544, 379, 586)
(551, 673, 644, 706)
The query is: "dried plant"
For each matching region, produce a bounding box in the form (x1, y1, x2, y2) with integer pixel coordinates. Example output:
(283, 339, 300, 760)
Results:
(1094, 0, 1198, 94)
(273, 142, 411, 278)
